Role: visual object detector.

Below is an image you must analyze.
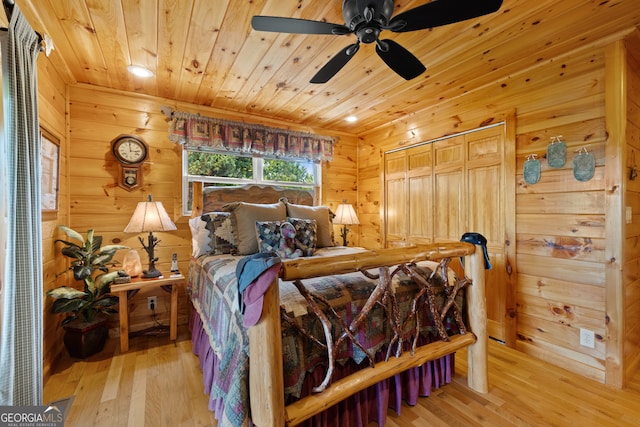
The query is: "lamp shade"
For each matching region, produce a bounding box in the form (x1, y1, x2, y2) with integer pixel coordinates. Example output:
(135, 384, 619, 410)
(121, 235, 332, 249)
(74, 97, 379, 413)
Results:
(333, 202, 359, 225)
(124, 197, 177, 233)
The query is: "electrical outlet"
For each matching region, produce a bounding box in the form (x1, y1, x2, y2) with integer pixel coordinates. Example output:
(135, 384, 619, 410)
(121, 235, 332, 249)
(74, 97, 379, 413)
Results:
(579, 328, 595, 348)
(147, 296, 157, 311)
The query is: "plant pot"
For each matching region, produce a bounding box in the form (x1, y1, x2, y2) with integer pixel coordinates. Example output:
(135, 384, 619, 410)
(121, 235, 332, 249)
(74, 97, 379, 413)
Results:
(63, 317, 109, 358)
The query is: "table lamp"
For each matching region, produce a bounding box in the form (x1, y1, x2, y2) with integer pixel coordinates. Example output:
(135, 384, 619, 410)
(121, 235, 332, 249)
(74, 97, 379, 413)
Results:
(124, 195, 177, 278)
(333, 200, 359, 246)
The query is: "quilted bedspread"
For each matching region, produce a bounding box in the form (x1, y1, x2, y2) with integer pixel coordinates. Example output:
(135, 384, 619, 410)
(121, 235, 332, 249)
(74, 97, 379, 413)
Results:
(188, 247, 463, 427)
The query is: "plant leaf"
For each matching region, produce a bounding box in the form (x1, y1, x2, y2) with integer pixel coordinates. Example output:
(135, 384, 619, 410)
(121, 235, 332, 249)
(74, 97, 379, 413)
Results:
(95, 271, 120, 290)
(92, 253, 115, 266)
(60, 246, 84, 260)
(93, 296, 119, 307)
(47, 286, 86, 299)
(72, 265, 92, 281)
(101, 244, 129, 252)
(88, 233, 102, 254)
(61, 315, 78, 326)
(85, 276, 96, 294)
(59, 225, 85, 244)
(52, 298, 87, 313)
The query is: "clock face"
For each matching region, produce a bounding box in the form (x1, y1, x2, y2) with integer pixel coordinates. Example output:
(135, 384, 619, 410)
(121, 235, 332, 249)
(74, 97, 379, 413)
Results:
(113, 136, 147, 164)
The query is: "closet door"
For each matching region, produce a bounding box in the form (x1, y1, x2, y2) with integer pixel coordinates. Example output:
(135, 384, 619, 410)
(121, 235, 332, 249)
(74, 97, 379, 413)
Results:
(465, 126, 509, 342)
(433, 136, 464, 241)
(384, 151, 407, 247)
(407, 145, 433, 245)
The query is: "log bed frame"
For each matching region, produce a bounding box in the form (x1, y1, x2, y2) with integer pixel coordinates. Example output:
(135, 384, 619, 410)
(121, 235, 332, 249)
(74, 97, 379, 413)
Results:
(190, 182, 488, 427)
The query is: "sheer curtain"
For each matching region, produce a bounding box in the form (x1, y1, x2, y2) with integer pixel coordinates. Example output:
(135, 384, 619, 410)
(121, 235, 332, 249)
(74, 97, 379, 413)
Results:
(0, 4, 43, 405)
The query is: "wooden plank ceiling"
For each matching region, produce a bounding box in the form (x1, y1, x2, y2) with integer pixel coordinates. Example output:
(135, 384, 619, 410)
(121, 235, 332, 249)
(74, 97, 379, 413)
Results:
(9, 0, 640, 135)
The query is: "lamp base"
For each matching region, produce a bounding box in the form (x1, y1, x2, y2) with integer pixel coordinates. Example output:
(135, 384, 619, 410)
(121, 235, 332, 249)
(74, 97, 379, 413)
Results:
(340, 225, 349, 247)
(140, 231, 162, 278)
(142, 268, 162, 279)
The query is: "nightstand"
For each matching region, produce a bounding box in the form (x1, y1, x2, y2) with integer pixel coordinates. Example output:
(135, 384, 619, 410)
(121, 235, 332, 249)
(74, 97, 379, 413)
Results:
(111, 274, 184, 352)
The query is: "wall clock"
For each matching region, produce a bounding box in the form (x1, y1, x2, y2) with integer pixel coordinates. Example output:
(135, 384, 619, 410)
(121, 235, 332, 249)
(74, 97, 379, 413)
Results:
(111, 135, 148, 190)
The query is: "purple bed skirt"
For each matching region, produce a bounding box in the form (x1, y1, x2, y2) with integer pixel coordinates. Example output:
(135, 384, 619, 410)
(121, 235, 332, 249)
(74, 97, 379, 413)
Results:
(189, 308, 455, 427)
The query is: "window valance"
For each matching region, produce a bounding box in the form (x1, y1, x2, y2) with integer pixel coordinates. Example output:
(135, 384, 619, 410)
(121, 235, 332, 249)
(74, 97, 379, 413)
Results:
(162, 107, 334, 163)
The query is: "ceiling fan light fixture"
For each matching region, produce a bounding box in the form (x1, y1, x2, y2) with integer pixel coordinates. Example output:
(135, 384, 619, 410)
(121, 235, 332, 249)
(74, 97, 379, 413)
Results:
(127, 65, 154, 78)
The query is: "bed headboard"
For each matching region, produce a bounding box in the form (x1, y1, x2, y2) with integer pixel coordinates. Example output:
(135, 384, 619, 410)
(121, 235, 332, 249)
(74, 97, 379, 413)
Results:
(191, 182, 316, 216)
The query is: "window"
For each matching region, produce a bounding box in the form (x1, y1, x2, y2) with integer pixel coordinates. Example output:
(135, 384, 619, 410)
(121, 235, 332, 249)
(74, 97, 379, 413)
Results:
(182, 149, 320, 214)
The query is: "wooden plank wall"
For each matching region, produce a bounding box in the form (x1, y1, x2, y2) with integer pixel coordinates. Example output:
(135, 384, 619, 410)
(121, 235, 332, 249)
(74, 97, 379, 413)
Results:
(38, 53, 70, 382)
(358, 35, 635, 383)
(60, 84, 357, 367)
(624, 30, 640, 381)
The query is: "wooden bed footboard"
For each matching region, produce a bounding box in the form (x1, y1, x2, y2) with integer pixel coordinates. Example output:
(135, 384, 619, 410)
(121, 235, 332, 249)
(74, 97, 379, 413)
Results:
(249, 242, 488, 427)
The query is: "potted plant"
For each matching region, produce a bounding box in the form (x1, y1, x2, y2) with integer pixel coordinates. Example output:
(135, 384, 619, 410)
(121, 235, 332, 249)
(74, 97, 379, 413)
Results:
(47, 225, 128, 358)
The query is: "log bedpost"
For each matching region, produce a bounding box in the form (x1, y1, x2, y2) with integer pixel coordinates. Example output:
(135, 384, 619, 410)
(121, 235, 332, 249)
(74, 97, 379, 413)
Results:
(464, 244, 488, 393)
(191, 181, 204, 217)
(248, 275, 286, 426)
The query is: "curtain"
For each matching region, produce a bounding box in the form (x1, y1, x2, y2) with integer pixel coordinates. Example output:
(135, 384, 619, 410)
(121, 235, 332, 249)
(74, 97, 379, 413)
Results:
(162, 107, 335, 163)
(0, 4, 43, 406)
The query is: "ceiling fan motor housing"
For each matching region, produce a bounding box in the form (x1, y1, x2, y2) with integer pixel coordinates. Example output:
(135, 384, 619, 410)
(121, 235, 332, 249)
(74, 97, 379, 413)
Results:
(342, 0, 394, 31)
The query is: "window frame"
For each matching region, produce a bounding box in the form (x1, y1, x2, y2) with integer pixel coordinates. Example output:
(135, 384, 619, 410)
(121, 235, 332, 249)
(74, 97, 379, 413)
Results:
(181, 148, 321, 216)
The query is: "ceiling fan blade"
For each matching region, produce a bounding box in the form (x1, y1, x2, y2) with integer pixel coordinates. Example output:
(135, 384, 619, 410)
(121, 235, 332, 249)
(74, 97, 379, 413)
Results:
(251, 16, 350, 35)
(389, 0, 503, 33)
(375, 39, 426, 80)
(310, 44, 360, 84)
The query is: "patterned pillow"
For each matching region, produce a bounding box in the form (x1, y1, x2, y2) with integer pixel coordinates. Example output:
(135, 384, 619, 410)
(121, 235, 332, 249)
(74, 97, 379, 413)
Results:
(201, 212, 236, 255)
(255, 220, 287, 254)
(288, 217, 317, 256)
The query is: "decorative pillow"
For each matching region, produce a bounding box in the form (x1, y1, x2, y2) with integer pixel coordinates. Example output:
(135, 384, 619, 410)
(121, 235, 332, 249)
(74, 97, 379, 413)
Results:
(285, 202, 335, 248)
(223, 200, 287, 255)
(188, 216, 211, 257)
(287, 217, 317, 256)
(255, 220, 287, 254)
(200, 212, 236, 255)
(255, 221, 305, 259)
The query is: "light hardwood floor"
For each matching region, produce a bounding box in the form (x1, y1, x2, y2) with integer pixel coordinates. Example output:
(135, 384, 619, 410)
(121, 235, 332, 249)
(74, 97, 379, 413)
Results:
(44, 326, 640, 426)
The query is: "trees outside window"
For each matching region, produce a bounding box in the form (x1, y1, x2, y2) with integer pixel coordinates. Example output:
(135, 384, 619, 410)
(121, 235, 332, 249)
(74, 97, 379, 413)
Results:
(183, 150, 319, 214)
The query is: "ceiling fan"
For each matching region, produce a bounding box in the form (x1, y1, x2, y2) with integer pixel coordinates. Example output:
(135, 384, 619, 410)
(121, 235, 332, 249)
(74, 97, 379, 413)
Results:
(251, 0, 503, 84)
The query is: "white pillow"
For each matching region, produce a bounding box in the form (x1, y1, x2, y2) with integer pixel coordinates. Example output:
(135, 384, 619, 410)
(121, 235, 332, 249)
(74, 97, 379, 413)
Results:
(188, 216, 211, 257)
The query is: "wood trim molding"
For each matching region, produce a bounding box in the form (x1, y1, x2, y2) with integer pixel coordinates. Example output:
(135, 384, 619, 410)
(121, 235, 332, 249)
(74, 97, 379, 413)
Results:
(604, 39, 626, 388)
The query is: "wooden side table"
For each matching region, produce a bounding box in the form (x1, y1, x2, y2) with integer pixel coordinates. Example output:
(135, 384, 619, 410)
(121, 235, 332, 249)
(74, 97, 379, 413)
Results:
(111, 274, 184, 352)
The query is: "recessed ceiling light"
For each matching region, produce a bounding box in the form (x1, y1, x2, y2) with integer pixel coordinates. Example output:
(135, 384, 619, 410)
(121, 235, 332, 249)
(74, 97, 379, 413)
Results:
(345, 116, 358, 123)
(127, 65, 153, 78)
